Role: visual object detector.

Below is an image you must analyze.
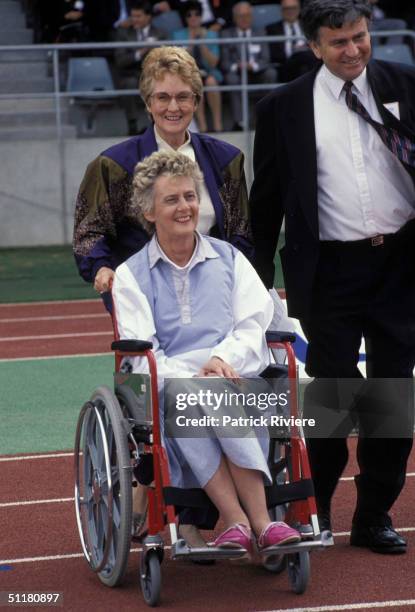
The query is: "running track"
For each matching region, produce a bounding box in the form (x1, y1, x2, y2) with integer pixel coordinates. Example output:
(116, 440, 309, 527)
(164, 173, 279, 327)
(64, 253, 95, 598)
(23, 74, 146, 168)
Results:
(0, 300, 414, 611)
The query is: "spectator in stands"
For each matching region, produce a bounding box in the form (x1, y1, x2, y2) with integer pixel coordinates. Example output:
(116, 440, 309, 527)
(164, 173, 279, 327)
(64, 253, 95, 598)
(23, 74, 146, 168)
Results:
(266, 0, 319, 82)
(114, 1, 166, 136)
(35, 0, 85, 42)
(173, 1, 223, 132)
(369, 0, 385, 21)
(152, 0, 232, 31)
(221, 1, 277, 131)
(83, 0, 132, 42)
(250, 0, 415, 554)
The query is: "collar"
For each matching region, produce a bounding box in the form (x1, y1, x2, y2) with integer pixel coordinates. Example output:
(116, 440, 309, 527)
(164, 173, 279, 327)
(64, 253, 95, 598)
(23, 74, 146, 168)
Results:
(148, 231, 219, 270)
(154, 126, 191, 152)
(237, 28, 251, 37)
(320, 64, 369, 100)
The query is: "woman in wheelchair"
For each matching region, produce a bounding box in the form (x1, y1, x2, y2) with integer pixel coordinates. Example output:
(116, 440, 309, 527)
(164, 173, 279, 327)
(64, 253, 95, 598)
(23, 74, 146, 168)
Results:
(112, 150, 301, 557)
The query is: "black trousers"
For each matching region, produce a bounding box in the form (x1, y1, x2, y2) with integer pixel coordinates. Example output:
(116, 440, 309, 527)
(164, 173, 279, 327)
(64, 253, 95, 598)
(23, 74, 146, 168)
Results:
(300, 221, 415, 527)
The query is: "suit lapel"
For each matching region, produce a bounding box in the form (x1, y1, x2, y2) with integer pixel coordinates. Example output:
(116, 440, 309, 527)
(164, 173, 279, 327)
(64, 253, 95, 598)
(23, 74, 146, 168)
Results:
(283, 69, 319, 239)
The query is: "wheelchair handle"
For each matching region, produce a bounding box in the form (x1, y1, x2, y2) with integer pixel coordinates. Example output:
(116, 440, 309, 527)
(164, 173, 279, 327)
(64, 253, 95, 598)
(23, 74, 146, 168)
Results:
(111, 339, 153, 352)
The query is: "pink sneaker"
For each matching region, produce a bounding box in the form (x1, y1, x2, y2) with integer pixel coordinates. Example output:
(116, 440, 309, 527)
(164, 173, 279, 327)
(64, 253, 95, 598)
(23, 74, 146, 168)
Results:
(258, 522, 301, 551)
(211, 523, 253, 554)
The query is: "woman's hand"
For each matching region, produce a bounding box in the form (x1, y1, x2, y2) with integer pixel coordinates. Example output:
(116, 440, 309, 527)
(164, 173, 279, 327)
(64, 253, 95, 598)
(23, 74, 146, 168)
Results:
(94, 267, 114, 293)
(198, 356, 240, 380)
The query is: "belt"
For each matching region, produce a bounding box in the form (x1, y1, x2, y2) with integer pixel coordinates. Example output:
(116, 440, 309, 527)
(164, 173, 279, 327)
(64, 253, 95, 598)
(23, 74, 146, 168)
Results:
(320, 219, 415, 251)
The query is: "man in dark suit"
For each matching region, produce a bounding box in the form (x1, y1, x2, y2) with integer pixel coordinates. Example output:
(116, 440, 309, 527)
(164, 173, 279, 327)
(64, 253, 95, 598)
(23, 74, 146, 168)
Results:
(250, 0, 415, 554)
(114, 0, 166, 134)
(266, 0, 318, 82)
(221, 1, 277, 130)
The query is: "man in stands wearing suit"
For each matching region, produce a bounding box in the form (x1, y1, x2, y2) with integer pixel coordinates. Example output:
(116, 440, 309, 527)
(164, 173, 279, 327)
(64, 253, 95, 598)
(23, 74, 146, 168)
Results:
(250, 0, 415, 554)
(221, 1, 277, 131)
(151, 0, 232, 30)
(114, 0, 166, 134)
(266, 0, 318, 82)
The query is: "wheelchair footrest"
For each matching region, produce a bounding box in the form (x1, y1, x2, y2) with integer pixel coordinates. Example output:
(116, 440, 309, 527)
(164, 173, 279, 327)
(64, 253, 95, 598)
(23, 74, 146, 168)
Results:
(258, 536, 334, 556)
(171, 539, 248, 561)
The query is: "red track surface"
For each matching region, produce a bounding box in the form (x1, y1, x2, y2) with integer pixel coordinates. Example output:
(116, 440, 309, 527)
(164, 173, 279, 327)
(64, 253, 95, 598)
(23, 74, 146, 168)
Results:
(1, 300, 414, 611)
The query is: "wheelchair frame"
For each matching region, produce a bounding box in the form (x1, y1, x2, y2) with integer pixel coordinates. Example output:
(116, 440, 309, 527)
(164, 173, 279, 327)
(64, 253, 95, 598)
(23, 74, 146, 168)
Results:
(74, 323, 333, 606)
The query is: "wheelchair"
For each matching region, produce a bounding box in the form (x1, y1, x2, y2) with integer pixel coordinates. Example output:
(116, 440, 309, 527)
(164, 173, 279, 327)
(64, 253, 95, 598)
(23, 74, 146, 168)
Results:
(74, 324, 333, 606)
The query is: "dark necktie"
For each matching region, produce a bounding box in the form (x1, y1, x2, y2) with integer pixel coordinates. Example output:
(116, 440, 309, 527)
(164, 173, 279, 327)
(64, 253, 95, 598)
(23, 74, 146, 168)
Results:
(343, 80, 415, 168)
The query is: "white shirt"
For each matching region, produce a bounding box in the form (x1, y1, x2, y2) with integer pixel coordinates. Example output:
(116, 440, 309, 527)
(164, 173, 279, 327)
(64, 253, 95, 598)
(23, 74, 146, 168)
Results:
(155, 127, 216, 234)
(314, 64, 415, 241)
(113, 233, 273, 381)
(283, 20, 303, 59)
(230, 28, 260, 73)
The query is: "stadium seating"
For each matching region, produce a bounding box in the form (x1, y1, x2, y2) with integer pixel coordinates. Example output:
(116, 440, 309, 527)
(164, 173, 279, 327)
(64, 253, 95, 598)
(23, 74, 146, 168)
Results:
(370, 18, 407, 45)
(152, 10, 182, 34)
(66, 57, 117, 134)
(372, 43, 414, 66)
(252, 4, 282, 29)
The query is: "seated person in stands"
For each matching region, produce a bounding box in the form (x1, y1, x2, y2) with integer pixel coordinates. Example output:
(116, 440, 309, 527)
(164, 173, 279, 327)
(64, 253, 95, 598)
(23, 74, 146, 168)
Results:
(114, 1, 167, 135)
(152, 0, 232, 31)
(173, 1, 223, 132)
(220, 1, 277, 131)
(266, 0, 318, 82)
(112, 149, 301, 555)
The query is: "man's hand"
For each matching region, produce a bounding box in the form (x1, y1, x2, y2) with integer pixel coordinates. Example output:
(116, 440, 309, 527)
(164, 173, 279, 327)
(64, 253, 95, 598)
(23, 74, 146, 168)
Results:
(198, 356, 240, 380)
(94, 267, 114, 293)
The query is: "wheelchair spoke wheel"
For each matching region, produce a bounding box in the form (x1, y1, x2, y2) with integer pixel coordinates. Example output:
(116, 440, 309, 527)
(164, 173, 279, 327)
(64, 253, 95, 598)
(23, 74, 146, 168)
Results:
(74, 386, 132, 587)
(287, 551, 310, 594)
(140, 550, 161, 607)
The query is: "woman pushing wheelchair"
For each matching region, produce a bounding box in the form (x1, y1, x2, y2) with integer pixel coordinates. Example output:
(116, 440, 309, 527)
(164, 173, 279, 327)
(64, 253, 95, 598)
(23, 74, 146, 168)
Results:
(112, 150, 301, 558)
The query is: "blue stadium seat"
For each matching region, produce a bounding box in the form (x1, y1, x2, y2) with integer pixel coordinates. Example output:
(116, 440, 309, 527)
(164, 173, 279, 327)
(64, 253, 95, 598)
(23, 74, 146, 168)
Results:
(152, 10, 182, 35)
(66, 57, 116, 134)
(372, 43, 414, 66)
(252, 4, 282, 29)
(370, 18, 407, 46)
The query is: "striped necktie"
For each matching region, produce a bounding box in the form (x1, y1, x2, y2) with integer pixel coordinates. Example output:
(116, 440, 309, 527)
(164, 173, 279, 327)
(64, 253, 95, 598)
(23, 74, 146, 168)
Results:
(343, 80, 415, 168)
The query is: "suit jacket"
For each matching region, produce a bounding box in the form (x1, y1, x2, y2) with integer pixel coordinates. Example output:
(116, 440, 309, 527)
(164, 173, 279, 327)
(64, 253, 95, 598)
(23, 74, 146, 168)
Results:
(114, 24, 166, 78)
(220, 27, 271, 75)
(249, 59, 415, 318)
(265, 20, 286, 65)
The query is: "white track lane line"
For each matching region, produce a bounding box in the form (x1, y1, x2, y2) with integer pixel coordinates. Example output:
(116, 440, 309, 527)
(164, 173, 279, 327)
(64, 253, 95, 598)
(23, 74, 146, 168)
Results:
(0, 498, 74, 508)
(0, 299, 101, 307)
(0, 352, 111, 363)
(0, 547, 170, 565)
(0, 452, 73, 461)
(0, 314, 107, 323)
(0, 331, 113, 342)
(257, 600, 415, 612)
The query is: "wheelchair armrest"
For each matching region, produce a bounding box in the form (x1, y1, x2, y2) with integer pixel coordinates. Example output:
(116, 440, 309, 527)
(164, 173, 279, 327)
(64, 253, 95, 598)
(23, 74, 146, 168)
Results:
(111, 339, 153, 352)
(266, 331, 296, 344)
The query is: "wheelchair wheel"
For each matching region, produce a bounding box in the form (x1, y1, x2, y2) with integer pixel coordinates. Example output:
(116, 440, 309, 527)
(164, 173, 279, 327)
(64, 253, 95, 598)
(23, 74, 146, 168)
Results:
(140, 550, 161, 607)
(287, 551, 310, 594)
(74, 385, 133, 587)
(262, 552, 286, 574)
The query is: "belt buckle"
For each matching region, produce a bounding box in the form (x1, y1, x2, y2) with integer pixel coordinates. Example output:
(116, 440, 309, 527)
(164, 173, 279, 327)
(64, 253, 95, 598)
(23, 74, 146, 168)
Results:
(371, 235, 384, 247)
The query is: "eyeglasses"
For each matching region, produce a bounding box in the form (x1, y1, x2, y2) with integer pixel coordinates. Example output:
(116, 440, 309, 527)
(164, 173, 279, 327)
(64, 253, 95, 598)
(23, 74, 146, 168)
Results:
(150, 92, 197, 108)
(186, 10, 201, 17)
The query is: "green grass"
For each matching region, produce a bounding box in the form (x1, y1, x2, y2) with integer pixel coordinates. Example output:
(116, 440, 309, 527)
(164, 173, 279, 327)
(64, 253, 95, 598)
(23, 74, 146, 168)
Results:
(0, 238, 285, 304)
(0, 245, 96, 303)
(0, 355, 114, 454)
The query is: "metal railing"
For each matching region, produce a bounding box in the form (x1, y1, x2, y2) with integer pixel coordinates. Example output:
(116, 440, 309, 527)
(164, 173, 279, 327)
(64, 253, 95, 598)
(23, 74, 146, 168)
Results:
(0, 30, 414, 243)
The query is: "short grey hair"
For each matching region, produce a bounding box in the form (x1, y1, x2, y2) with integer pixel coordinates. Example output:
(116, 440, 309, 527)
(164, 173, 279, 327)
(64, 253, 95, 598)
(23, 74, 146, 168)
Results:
(131, 150, 203, 234)
(233, 2, 252, 17)
(300, 0, 372, 42)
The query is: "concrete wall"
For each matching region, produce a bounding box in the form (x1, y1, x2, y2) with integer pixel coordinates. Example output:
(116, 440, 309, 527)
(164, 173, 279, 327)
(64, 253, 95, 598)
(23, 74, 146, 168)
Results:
(0, 131, 254, 247)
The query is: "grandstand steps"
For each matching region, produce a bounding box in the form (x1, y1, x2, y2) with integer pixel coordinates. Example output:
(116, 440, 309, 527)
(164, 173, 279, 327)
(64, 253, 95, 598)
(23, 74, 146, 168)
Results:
(0, 108, 69, 127)
(0, 0, 76, 140)
(0, 61, 48, 79)
(0, 124, 76, 141)
(0, 29, 33, 45)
